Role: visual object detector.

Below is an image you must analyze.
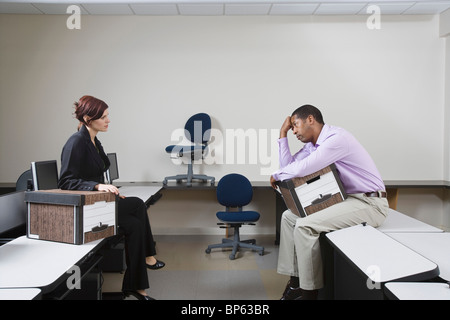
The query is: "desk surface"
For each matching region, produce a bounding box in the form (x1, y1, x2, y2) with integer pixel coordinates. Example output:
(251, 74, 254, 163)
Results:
(383, 180, 450, 188)
(0, 236, 104, 290)
(387, 232, 450, 281)
(377, 209, 443, 233)
(105, 179, 450, 189)
(326, 225, 439, 283)
(161, 180, 272, 189)
(162, 180, 450, 189)
(0, 288, 41, 300)
(118, 185, 163, 202)
(384, 282, 450, 300)
(1, 180, 449, 190)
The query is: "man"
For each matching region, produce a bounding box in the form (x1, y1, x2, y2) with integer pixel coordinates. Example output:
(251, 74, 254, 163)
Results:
(270, 104, 388, 300)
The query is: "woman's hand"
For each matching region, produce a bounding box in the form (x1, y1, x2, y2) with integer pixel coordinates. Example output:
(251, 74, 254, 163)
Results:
(95, 183, 120, 195)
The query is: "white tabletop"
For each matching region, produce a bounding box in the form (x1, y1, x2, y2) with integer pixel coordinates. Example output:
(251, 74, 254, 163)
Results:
(387, 232, 450, 281)
(0, 288, 41, 300)
(326, 225, 438, 283)
(385, 282, 450, 300)
(0, 236, 103, 290)
(118, 185, 162, 203)
(377, 209, 443, 233)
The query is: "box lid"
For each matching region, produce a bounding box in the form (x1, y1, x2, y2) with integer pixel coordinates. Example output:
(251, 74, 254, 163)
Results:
(279, 164, 337, 189)
(25, 189, 116, 206)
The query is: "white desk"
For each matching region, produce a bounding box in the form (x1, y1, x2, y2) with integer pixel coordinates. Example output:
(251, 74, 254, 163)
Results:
(326, 225, 439, 283)
(0, 288, 41, 300)
(118, 185, 162, 204)
(387, 232, 450, 281)
(0, 236, 104, 291)
(325, 224, 439, 299)
(0, 185, 162, 299)
(377, 209, 443, 233)
(384, 282, 450, 300)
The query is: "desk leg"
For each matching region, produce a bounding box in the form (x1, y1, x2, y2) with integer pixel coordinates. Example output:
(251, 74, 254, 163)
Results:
(386, 188, 398, 210)
(275, 191, 287, 245)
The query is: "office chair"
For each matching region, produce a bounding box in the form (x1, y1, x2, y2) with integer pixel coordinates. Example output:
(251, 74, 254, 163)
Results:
(16, 169, 33, 191)
(163, 113, 215, 187)
(205, 173, 264, 260)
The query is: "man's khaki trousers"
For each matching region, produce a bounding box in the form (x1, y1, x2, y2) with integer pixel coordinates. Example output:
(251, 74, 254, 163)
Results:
(277, 193, 389, 290)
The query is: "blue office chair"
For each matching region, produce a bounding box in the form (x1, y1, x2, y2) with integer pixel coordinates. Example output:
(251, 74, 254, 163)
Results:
(163, 113, 215, 187)
(205, 173, 264, 260)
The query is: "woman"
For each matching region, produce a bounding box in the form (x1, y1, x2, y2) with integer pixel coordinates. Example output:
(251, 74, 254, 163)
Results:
(58, 95, 164, 300)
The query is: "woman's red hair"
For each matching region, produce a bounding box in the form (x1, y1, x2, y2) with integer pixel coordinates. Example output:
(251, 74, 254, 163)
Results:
(74, 95, 109, 131)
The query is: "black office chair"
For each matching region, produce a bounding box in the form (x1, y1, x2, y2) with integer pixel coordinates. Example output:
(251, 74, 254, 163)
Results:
(16, 169, 33, 191)
(163, 113, 215, 187)
(205, 173, 264, 260)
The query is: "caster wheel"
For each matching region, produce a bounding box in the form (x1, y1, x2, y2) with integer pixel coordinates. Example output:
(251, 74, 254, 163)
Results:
(229, 254, 235, 260)
(205, 248, 211, 254)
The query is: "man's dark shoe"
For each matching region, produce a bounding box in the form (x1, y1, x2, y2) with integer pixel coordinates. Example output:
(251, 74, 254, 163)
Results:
(280, 280, 302, 300)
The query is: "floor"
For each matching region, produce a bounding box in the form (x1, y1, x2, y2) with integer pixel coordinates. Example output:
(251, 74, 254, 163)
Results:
(102, 234, 289, 300)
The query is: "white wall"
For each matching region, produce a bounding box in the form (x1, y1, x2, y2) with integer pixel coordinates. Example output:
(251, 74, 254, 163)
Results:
(440, 9, 450, 232)
(0, 14, 446, 183)
(442, 9, 450, 181)
(0, 13, 448, 234)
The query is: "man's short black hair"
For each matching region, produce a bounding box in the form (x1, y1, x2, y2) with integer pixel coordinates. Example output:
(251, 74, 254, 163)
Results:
(291, 104, 325, 125)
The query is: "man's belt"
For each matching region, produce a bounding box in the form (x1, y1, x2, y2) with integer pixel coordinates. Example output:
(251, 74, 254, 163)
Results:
(364, 191, 387, 198)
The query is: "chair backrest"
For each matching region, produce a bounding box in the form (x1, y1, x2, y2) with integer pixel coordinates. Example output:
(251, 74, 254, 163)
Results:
(217, 174, 253, 208)
(184, 113, 211, 145)
(16, 169, 33, 191)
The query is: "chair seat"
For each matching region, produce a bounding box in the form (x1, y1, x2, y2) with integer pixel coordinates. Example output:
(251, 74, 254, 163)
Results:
(165, 144, 206, 154)
(216, 211, 260, 223)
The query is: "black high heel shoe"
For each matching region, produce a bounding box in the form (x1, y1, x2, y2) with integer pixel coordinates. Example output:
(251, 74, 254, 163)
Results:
(123, 291, 155, 300)
(146, 260, 165, 270)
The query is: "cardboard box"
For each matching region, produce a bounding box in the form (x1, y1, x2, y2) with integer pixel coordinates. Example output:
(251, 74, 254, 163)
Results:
(278, 164, 347, 218)
(25, 189, 117, 244)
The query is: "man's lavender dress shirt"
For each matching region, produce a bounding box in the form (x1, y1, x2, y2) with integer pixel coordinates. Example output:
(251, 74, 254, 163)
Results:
(272, 124, 385, 194)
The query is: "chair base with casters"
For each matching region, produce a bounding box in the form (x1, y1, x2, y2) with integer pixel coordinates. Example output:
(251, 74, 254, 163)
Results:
(163, 161, 215, 187)
(205, 222, 264, 260)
